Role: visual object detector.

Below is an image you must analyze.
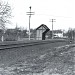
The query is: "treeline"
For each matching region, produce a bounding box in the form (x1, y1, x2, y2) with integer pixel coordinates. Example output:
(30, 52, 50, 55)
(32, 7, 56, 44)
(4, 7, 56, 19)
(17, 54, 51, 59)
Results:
(64, 28, 75, 40)
(0, 27, 75, 41)
(0, 27, 34, 41)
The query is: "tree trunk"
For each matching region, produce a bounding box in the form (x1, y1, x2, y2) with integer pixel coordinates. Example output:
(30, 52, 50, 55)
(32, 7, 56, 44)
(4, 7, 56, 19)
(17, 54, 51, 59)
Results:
(1, 35, 4, 42)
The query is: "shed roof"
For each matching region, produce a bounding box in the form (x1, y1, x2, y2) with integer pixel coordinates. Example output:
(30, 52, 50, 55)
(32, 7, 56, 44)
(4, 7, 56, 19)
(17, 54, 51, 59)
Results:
(36, 24, 50, 30)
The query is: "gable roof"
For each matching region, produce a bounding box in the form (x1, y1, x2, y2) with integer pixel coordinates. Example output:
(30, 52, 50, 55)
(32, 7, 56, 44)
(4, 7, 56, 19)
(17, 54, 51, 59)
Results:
(36, 24, 50, 30)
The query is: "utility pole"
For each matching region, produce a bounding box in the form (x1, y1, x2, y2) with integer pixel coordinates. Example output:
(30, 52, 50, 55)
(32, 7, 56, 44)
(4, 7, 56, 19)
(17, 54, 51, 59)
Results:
(49, 19, 56, 39)
(26, 6, 34, 40)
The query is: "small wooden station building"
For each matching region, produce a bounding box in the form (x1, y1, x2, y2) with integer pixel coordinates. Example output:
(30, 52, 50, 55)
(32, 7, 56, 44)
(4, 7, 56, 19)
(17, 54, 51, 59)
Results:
(35, 24, 50, 40)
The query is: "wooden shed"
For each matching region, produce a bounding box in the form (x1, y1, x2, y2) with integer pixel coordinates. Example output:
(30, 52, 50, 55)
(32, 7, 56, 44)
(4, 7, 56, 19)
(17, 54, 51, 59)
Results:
(35, 24, 50, 40)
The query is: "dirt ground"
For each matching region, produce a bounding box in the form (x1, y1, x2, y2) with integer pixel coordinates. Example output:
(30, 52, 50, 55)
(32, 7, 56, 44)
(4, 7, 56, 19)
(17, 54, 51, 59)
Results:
(0, 43, 75, 75)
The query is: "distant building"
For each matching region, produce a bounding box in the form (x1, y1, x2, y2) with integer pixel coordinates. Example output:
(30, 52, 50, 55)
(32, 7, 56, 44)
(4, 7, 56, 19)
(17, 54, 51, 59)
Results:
(34, 24, 50, 40)
(53, 30, 63, 38)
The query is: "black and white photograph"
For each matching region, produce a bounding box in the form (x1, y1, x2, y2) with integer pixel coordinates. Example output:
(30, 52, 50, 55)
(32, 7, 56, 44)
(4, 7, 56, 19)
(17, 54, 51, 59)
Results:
(0, 0, 74, 75)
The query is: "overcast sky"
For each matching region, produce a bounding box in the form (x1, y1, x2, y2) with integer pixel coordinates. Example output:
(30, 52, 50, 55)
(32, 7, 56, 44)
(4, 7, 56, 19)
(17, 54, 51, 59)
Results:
(3, 0, 75, 30)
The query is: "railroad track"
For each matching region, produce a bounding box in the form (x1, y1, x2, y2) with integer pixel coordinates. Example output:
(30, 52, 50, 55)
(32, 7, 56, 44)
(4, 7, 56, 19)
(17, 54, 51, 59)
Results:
(0, 39, 69, 50)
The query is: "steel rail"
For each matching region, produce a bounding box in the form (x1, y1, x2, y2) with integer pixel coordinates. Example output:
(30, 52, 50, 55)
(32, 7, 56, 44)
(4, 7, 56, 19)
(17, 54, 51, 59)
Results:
(0, 39, 69, 50)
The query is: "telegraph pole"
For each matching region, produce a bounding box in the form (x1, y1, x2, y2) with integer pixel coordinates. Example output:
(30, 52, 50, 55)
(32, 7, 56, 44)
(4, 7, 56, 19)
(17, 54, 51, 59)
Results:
(50, 19, 56, 39)
(26, 6, 34, 40)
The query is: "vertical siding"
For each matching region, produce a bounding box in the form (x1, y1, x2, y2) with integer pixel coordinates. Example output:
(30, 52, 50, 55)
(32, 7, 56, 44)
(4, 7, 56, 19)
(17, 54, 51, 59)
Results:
(35, 25, 49, 40)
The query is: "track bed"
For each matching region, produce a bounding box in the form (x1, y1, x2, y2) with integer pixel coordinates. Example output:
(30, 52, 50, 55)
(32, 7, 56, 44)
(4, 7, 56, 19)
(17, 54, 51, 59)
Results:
(0, 39, 74, 75)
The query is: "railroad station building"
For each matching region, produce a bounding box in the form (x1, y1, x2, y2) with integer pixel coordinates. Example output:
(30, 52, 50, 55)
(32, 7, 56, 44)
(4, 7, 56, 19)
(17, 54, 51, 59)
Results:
(34, 24, 50, 40)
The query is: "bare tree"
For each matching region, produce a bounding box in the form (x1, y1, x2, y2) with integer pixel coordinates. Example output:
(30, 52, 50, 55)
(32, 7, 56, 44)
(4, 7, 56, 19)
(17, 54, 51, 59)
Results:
(0, 1, 12, 41)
